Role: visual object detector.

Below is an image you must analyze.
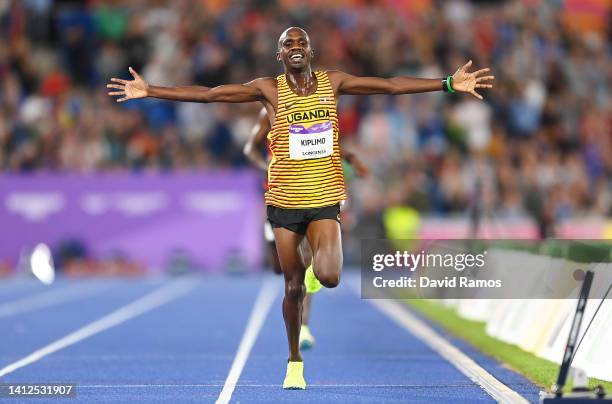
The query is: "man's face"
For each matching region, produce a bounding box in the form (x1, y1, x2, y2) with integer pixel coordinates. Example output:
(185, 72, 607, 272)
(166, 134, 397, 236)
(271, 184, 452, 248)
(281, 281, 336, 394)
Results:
(277, 28, 313, 70)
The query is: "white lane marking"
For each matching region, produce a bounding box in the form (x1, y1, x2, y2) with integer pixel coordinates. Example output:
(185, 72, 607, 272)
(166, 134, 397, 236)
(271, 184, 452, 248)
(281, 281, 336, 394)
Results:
(0, 284, 107, 318)
(80, 382, 490, 388)
(0, 278, 196, 378)
(216, 276, 279, 404)
(362, 295, 529, 404)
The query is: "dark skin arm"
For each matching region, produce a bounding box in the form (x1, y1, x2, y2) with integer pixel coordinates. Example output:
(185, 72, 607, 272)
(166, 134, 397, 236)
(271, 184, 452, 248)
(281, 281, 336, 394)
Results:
(342, 151, 369, 177)
(107, 67, 278, 119)
(148, 83, 263, 103)
(244, 108, 270, 172)
(331, 73, 442, 95)
(329, 60, 494, 100)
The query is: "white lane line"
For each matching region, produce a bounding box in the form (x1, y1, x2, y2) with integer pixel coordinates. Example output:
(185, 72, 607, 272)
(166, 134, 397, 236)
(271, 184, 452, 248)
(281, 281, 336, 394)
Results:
(0, 284, 108, 318)
(80, 382, 486, 388)
(216, 276, 279, 404)
(352, 285, 528, 404)
(0, 278, 197, 378)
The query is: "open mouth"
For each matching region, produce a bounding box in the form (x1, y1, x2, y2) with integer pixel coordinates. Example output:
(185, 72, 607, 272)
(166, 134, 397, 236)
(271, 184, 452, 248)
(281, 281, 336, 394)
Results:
(290, 54, 304, 62)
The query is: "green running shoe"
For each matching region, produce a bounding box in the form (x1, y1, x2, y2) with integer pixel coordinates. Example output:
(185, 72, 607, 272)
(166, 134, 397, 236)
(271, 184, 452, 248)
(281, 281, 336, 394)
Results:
(304, 264, 322, 294)
(299, 325, 316, 350)
(283, 361, 306, 390)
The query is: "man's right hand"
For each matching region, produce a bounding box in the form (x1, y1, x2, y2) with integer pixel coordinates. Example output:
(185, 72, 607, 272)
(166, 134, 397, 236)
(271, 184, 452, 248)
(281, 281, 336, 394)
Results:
(107, 67, 148, 102)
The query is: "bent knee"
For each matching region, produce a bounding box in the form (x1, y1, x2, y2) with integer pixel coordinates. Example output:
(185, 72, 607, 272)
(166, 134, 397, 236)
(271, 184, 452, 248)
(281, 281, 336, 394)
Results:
(317, 272, 340, 288)
(313, 251, 342, 288)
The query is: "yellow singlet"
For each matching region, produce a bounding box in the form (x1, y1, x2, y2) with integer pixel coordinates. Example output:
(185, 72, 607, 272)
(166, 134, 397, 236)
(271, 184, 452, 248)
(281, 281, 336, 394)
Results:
(265, 71, 346, 209)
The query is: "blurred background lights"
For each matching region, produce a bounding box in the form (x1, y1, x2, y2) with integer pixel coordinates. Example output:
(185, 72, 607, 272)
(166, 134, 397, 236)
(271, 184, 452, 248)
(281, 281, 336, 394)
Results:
(30, 243, 55, 285)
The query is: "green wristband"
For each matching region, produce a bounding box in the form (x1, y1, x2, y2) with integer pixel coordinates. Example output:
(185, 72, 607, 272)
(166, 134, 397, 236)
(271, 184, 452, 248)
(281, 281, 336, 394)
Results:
(447, 75, 455, 93)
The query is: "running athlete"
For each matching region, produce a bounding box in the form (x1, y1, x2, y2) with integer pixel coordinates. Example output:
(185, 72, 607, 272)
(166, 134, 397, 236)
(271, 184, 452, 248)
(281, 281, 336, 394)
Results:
(244, 107, 369, 350)
(107, 26, 494, 389)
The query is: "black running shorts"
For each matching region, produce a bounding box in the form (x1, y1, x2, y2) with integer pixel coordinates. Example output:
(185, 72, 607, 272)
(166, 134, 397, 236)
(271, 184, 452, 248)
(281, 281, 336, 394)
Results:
(266, 203, 341, 235)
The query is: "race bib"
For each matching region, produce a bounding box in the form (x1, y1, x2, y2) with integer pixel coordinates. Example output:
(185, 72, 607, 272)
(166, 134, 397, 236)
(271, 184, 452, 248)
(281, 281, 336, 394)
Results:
(288, 121, 334, 160)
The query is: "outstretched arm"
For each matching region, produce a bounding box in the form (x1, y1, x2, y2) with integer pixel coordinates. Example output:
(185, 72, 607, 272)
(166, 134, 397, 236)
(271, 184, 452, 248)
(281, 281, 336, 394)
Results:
(107, 67, 266, 103)
(244, 108, 271, 172)
(332, 61, 494, 100)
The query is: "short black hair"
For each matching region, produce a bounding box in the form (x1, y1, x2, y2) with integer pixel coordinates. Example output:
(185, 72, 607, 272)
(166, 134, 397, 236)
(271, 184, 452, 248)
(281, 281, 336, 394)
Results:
(277, 27, 310, 51)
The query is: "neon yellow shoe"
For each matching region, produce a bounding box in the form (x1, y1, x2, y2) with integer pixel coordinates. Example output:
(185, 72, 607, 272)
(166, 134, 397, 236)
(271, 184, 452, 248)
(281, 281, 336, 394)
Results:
(299, 325, 316, 350)
(304, 264, 322, 294)
(283, 361, 306, 390)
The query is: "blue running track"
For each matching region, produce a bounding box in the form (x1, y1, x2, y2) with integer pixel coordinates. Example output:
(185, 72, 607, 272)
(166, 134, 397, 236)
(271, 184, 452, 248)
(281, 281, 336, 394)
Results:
(0, 273, 540, 403)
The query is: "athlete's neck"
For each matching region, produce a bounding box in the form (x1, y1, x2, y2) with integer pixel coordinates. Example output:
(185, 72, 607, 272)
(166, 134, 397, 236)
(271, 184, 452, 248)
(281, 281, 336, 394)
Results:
(285, 68, 315, 96)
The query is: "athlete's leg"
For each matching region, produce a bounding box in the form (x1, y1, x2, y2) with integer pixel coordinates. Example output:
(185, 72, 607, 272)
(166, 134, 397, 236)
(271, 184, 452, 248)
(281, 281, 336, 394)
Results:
(305, 219, 343, 288)
(302, 293, 313, 324)
(265, 222, 282, 274)
(269, 241, 282, 274)
(273, 227, 307, 362)
(298, 239, 315, 349)
(299, 239, 313, 324)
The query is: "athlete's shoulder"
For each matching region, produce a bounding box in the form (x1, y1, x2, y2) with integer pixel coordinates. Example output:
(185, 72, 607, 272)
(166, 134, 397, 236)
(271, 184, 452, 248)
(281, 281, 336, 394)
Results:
(247, 77, 278, 90)
(324, 70, 349, 78)
(324, 70, 350, 92)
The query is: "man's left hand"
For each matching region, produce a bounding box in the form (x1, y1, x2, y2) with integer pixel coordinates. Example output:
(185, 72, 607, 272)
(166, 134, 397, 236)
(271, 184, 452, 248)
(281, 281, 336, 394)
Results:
(451, 60, 495, 100)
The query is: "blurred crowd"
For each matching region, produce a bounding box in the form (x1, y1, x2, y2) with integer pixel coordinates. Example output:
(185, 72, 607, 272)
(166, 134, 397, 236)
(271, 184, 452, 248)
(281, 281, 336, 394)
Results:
(0, 0, 610, 230)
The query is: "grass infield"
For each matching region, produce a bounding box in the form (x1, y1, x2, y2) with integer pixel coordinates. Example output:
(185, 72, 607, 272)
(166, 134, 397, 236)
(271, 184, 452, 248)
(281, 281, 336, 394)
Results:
(404, 299, 612, 393)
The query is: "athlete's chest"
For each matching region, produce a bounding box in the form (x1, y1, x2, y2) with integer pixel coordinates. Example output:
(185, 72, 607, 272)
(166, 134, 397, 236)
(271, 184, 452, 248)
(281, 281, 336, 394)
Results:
(285, 77, 318, 97)
(276, 92, 337, 131)
(285, 107, 333, 124)
(275, 96, 337, 160)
